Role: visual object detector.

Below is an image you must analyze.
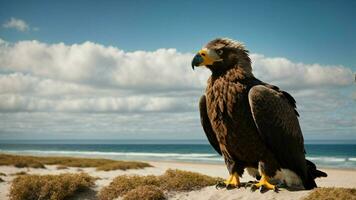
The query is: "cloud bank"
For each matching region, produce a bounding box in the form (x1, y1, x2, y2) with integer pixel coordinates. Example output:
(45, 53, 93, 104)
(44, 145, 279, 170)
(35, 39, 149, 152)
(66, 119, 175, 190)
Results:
(0, 39, 354, 139)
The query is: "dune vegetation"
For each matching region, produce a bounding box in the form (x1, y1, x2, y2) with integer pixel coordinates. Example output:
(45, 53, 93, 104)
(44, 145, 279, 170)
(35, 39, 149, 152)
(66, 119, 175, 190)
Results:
(98, 169, 222, 200)
(303, 187, 356, 200)
(0, 153, 151, 171)
(10, 171, 27, 176)
(123, 185, 166, 200)
(9, 173, 95, 200)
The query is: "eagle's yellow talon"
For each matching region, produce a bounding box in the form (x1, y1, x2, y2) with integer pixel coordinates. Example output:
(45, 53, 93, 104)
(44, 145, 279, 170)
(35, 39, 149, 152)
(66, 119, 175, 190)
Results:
(223, 172, 240, 188)
(251, 175, 277, 192)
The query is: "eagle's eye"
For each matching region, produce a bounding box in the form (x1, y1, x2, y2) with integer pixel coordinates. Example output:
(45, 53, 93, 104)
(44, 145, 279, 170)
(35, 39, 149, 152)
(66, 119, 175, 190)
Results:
(216, 49, 223, 56)
(201, 53, 206, 56)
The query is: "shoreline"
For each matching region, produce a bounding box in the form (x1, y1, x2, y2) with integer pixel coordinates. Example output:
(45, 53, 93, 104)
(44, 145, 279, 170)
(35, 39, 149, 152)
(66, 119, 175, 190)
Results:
(1, 151, 356, 171)
(1, 155, 356, 200)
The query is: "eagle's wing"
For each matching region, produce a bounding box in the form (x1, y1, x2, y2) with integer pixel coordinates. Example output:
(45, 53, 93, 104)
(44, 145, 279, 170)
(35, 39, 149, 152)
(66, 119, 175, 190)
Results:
(248, 85, 306, 175)
(199, 95, 221, 155)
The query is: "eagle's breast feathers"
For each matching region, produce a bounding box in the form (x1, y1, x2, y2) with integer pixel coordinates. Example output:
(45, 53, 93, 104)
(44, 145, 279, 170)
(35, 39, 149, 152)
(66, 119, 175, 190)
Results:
(205, 68, 247, 145)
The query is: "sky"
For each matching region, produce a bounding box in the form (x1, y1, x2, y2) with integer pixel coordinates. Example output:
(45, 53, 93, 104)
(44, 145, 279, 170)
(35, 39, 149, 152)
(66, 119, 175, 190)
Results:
(0, 0, 355, 141)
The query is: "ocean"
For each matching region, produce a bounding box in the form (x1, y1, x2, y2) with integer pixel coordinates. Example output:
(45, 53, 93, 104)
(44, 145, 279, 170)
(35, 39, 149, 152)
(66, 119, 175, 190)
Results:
(0, 140, 355, 169)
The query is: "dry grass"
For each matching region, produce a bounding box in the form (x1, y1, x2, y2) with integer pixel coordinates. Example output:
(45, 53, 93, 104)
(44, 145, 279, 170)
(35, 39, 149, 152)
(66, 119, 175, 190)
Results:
(98, 169, 222, 200)
(303, 187, 356, 200)
(11, 171, 27, 176)
(0, 153, 151, 171)
(56, 165, 69, 170)
(160, 169, 222, 191)
(123, 185, 166, 200)
(96, 161, 151, 171)
(98, 175, 161, 200)
(9, 173, 95, 200)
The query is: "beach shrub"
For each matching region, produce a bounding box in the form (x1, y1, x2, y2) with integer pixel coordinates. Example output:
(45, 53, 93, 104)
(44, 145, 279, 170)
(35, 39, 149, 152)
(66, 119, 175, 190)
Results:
(160, 169, 222, 191)
(11, 171, 27, 176)
(56, 165, 68, 170)
(123, 185, 166, 200)
(98, 169, 222, 200)
(9, 173, 95, 200)
(0, 153, 151, 171)
(0, 172, 6, 176)
(96, 161, 151, 171)
(0, 177, 4, 182)
(98, 175, 161, 200)
(14, 160, 45, 169)
(304, 187, 356, 200)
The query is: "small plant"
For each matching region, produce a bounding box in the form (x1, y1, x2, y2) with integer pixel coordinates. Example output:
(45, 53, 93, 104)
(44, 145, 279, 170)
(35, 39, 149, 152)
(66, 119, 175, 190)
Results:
(123, 185, 166, 200)
(160, 169, 222, 191)
(0, 172, 6, 176)
(56, 165, 68, 170)
(11, 171, 27, 176)
(96, 161, 152, 171)
(303, 187, 356, 200)
(0, 154, 151, 171)
(9, 173, 95, 200)
(98, 175, 160, 200)
(98, 169, 222, 200)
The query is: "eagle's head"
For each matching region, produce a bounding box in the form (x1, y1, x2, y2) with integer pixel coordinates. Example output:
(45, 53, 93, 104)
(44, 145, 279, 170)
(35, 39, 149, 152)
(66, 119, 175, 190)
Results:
(191, 38, 252, 75)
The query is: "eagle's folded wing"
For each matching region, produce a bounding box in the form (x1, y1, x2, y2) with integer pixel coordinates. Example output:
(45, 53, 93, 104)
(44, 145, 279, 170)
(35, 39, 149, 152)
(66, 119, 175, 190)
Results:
(199, 95, 221, 155)
(248, 85, 306, 177)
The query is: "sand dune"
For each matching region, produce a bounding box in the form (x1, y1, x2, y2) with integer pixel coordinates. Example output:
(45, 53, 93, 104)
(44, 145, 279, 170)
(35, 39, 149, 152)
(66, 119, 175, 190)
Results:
(0, 161, 355, 200)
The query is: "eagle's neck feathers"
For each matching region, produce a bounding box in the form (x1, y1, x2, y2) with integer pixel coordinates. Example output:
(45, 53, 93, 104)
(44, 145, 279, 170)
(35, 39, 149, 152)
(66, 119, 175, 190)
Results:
(210, 65, 254, 83)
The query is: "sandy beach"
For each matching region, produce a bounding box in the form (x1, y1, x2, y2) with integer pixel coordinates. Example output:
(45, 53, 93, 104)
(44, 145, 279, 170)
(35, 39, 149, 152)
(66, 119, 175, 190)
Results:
(1, 160, 355, 200)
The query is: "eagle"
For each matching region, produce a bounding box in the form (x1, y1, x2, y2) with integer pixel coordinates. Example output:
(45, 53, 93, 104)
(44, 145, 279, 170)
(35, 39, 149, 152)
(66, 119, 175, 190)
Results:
(191, 38, 327, 192)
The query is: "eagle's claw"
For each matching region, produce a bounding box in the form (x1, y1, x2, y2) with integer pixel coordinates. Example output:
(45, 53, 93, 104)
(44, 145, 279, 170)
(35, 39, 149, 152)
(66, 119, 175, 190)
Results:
(259, 185, 268, 193)
(244, 181, 256, 188)
(250, 184, 258, 192)
(274, 186, 279, 193)
(226, 184, 236, 190)
(215, 181, 226, 190)
(215, 181, 239, 190)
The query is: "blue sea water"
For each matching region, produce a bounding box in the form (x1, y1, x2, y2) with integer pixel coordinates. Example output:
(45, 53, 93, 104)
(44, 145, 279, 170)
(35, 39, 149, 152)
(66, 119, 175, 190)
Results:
(0, 140, 355, 169)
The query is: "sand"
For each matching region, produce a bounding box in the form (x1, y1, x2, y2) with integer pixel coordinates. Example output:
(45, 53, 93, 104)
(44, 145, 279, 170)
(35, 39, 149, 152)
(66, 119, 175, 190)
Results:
(0, 161, 355, 200)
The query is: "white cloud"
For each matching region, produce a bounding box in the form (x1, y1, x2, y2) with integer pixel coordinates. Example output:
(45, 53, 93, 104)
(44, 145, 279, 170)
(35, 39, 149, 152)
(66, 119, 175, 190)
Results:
(0, 39, 354, 113)
(2, 17, 30, 32)
(251, 54, 353, 89)
(0, 39, 354, 139)
(0, 39, 353, 94)
(0, 94, 193, 113)
(0, 40, 207, 90)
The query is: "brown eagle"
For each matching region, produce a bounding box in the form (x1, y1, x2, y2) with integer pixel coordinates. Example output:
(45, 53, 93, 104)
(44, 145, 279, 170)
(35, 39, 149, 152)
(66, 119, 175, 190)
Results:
(191, 38, 327, 192)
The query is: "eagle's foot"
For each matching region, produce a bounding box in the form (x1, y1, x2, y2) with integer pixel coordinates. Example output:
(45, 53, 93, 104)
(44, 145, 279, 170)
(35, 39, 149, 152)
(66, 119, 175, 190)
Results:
(243, 180, 258, 188)
(215, 172, 240, 190)
(250, 175, 278, 193)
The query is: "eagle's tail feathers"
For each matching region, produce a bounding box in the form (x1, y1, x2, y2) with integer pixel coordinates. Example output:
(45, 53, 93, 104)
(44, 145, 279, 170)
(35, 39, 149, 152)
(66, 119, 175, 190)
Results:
(303, 159, 327, 190)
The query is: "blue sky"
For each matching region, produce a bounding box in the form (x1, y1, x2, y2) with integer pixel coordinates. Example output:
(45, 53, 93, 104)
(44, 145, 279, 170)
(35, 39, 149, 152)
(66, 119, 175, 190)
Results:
(1, 0, 355, 68)
(0, 0, 355, 141)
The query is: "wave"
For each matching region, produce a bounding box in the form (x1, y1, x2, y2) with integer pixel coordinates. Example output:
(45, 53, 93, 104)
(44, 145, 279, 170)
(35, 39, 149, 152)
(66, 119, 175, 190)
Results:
(1, 149, 355, 167)
(348, 158, 356, 162)
(306, 156, 347, 162)
(0, 149, 218, 159)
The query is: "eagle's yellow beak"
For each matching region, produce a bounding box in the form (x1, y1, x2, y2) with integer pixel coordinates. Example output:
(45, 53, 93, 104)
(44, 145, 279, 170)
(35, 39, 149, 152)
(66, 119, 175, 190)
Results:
(191, 49, 219, 70)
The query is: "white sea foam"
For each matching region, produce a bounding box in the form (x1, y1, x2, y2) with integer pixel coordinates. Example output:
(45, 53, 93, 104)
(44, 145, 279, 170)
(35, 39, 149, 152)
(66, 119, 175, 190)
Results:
(348, 158, 356, 162)
(1, 149, 355, 167)
(306, 156, 346, 162)
(0, 149, 217, 159)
